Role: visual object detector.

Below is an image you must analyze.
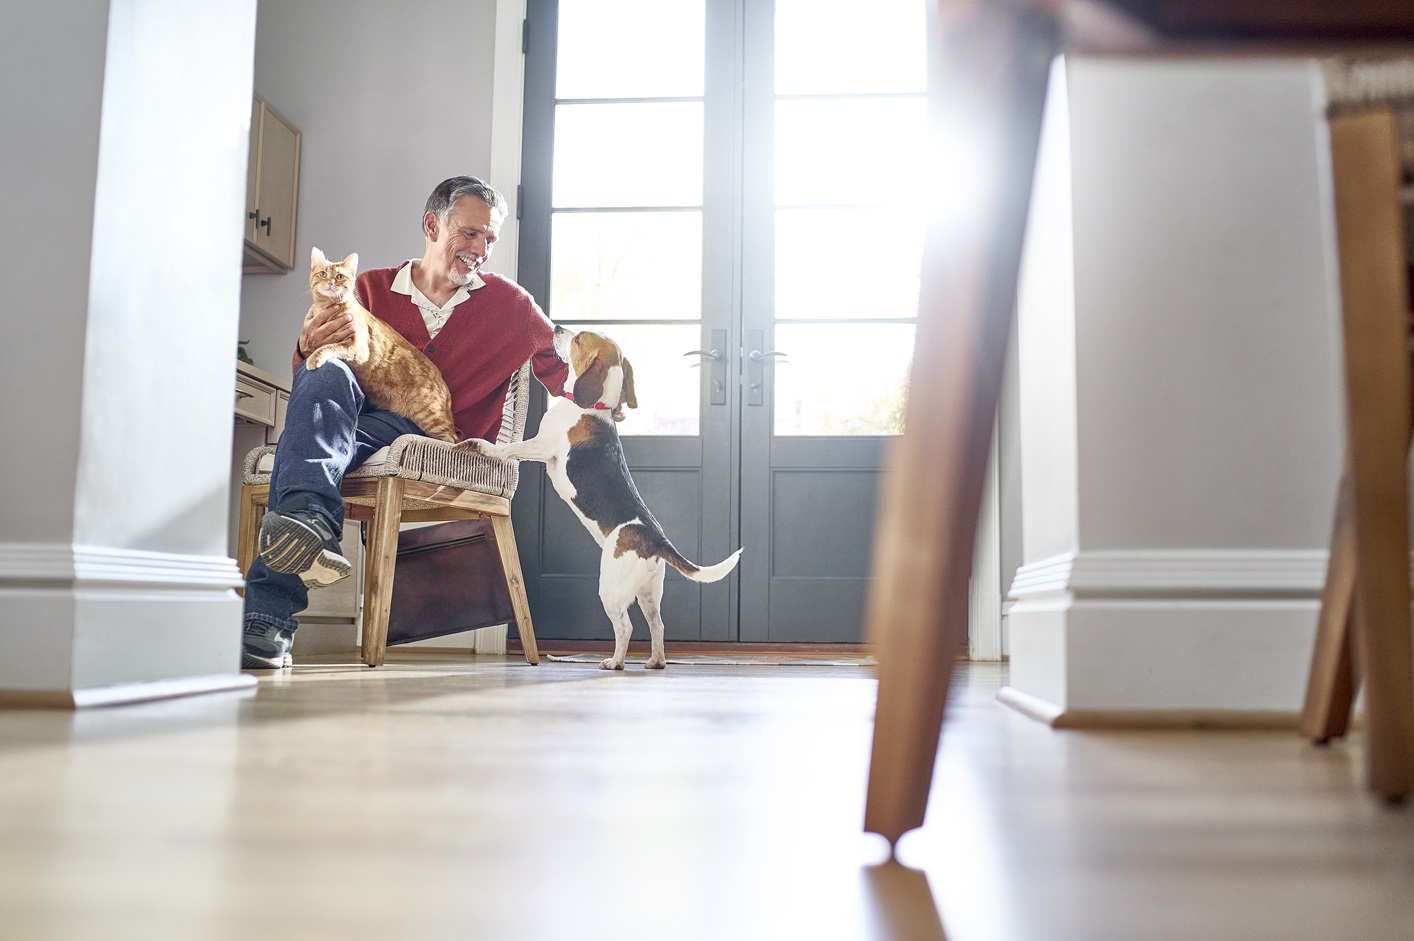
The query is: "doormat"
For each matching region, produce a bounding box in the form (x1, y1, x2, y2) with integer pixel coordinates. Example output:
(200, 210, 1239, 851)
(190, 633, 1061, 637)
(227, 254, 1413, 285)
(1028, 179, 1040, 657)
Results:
(545, 652, 877, 667)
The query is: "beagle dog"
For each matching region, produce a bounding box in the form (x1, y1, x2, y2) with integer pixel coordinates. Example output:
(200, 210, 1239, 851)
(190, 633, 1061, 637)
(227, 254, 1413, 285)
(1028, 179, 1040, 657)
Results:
(465, 327, 742, 670)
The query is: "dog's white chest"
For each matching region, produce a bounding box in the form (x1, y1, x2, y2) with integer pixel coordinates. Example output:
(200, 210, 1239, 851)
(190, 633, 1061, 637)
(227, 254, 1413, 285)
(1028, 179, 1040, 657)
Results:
(538, 401, 608, 544)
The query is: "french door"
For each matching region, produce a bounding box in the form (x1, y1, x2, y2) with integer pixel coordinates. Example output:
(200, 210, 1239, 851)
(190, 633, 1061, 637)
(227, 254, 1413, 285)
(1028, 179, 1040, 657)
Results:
(516, 0, 926, 644)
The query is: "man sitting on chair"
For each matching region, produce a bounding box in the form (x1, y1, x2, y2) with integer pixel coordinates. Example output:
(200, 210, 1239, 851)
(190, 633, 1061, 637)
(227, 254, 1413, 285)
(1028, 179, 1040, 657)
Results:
(241, 176, 568, 670)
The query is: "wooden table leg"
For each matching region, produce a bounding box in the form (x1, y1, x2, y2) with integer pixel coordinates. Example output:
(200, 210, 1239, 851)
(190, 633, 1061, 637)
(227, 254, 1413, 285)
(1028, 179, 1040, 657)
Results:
(1328, 108, 1414, 801)
(863, 0, 1060, 846)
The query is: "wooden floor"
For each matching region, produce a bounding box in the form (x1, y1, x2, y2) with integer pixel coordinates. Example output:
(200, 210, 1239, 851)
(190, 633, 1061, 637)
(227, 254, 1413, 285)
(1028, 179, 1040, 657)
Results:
(0, 655, 1412, 940)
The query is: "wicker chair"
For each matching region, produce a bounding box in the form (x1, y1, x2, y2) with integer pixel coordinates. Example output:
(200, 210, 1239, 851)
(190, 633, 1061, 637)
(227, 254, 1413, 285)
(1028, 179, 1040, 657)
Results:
(237, 361, 539, 667)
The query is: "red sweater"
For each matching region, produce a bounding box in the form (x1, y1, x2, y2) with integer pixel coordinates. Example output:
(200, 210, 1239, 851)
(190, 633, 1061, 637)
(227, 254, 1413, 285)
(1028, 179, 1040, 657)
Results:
(295, 265, 568, 441)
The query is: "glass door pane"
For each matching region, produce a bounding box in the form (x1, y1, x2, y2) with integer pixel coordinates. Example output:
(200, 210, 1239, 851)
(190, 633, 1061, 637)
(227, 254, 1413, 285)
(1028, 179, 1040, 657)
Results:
(548, 2, 707, 438)
(774, 0, 926, 95)
(773, 323, 913, 436)
(552, 102, 704, 208)
(550, 211, 703, 322)
(774, 207, 922, 319)
(557, 0, 704, 99)
(769, 0, 927, 438)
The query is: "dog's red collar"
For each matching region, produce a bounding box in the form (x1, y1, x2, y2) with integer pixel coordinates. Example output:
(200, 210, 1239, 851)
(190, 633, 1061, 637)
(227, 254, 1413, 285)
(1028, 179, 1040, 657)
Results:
(564, 391, 609, 410)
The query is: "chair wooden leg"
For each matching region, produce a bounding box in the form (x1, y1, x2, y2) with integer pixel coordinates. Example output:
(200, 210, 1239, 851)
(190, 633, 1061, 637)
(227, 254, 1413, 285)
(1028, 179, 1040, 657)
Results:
(1328, 108, 1414, 801)
(360, 478, 405, 668)
(863, 3, 1058, 846)
(1300, 469, 1357, 744)
(491, 513, 539, 665)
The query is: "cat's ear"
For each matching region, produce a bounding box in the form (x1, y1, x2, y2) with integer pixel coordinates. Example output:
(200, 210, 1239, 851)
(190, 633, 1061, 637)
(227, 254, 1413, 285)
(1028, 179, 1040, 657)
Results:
(341, 253, 359, 274)
(311, 246, 328, 268)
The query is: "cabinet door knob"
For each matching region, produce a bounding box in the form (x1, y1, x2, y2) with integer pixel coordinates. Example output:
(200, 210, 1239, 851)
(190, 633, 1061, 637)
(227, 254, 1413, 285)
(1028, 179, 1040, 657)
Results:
(259, 216, 272, 235)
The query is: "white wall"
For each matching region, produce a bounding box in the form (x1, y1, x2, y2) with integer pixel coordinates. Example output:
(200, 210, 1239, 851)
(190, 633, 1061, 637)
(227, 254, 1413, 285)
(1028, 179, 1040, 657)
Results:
(237, 0, 503, 375)
(1006, 56, 1343, 720)
(1069, 60, 1342, 552)
(1016, 58, 1080, 569)
(0, 0, 257, 699)
(0, 1, 110, 547)
(78, 0, 257, 559)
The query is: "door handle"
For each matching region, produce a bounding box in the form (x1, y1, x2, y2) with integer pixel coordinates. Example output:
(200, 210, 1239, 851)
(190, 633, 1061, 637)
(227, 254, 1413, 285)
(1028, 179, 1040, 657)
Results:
(746, 330, 787, 406)
(686, 330, 728, 405)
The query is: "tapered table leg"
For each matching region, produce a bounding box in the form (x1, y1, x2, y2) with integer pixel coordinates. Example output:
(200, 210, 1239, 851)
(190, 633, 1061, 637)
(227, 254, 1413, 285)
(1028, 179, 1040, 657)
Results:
(864, 0, 1061, 846)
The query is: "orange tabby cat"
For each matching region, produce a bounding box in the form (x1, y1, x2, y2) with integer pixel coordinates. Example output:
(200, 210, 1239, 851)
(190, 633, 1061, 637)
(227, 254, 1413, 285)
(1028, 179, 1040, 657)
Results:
(304, 247, 458, 442)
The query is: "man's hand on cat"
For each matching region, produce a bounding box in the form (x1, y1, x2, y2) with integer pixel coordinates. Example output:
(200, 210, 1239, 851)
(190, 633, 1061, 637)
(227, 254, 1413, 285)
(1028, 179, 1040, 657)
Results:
(298, 300, 355, 357)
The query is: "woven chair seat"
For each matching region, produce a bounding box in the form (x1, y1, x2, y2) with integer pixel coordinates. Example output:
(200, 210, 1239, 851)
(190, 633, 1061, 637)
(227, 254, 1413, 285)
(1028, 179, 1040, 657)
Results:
(1323, 58, 1414, 116)
(242, 435, 520, 500)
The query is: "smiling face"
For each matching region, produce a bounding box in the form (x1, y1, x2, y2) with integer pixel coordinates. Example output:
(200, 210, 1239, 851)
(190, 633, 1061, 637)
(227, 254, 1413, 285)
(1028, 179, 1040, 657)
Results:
(424, 195, 501, 288)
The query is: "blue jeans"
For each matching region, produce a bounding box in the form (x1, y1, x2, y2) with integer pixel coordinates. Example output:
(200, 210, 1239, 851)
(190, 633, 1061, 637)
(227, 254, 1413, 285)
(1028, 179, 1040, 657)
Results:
(242, 359, 424, 631)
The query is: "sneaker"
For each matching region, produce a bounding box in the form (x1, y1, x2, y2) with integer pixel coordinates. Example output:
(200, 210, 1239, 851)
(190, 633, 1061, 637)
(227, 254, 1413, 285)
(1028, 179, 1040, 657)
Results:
(258, 507, 351, 587)
(242, 618, 295, 670)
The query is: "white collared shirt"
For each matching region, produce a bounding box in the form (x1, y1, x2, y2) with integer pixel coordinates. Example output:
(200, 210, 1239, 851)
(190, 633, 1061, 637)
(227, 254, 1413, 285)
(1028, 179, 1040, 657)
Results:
(390, 260, 485, 339)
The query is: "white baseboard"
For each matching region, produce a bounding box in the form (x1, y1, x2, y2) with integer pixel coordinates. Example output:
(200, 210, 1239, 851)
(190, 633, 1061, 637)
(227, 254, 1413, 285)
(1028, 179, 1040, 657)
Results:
(0, 541, 243, 588)
(1009, 548, 1328, 599)
(996, 685, 1302, 729)
(0, 542, 246, 697)
(473, 623, 508, 655)
(1006, 548, 1324, 716)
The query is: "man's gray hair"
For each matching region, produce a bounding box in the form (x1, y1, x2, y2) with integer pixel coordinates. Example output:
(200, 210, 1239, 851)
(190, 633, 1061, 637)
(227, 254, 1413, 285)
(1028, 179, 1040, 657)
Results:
(423, 176, 507, 235)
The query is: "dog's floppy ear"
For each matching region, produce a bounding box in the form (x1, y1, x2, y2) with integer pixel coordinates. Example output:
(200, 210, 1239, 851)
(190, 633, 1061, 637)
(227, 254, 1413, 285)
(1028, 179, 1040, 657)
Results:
(571, 349, 605, 407)
(620, 357, 637, 410)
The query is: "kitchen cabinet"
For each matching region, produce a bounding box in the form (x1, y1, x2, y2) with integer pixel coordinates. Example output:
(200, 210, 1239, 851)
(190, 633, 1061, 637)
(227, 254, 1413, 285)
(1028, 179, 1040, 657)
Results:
(243, 94, 301, 274)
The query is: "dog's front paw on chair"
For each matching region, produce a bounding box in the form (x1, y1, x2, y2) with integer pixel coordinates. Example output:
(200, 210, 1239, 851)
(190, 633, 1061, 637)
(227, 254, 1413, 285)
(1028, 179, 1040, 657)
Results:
(456, 437, 492, 455)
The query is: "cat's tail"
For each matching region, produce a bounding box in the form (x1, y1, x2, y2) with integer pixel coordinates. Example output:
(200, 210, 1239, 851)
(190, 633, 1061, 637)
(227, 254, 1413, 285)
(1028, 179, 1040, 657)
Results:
(413, 412, 459, 444)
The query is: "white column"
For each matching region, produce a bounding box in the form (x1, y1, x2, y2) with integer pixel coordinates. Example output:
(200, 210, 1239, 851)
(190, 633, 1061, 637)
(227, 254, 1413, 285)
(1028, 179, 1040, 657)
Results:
(0, 0, 259, 705)
(1003, 56, 1344, 724)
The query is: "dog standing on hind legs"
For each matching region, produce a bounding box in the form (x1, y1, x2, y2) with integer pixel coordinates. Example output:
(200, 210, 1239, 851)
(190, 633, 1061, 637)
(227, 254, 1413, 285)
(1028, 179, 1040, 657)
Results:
(463, 326, 743, 670)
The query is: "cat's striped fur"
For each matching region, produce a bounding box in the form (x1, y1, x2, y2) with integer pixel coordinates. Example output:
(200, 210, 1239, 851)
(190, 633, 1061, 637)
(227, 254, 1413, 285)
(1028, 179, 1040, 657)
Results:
(304, 247, 458, 442)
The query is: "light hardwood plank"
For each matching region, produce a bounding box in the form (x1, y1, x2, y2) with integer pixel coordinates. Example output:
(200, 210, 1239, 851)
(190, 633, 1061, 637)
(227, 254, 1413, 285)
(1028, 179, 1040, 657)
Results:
(0, 660, 1411, 941)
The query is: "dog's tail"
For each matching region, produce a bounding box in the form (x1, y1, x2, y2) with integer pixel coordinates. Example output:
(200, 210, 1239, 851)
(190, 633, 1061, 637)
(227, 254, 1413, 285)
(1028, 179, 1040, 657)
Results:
(667, 546, 744, 584)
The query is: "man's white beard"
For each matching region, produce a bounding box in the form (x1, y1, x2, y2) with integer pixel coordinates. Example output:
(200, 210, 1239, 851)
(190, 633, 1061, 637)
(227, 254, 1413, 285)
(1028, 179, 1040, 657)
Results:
(452, 252, 481, 285)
